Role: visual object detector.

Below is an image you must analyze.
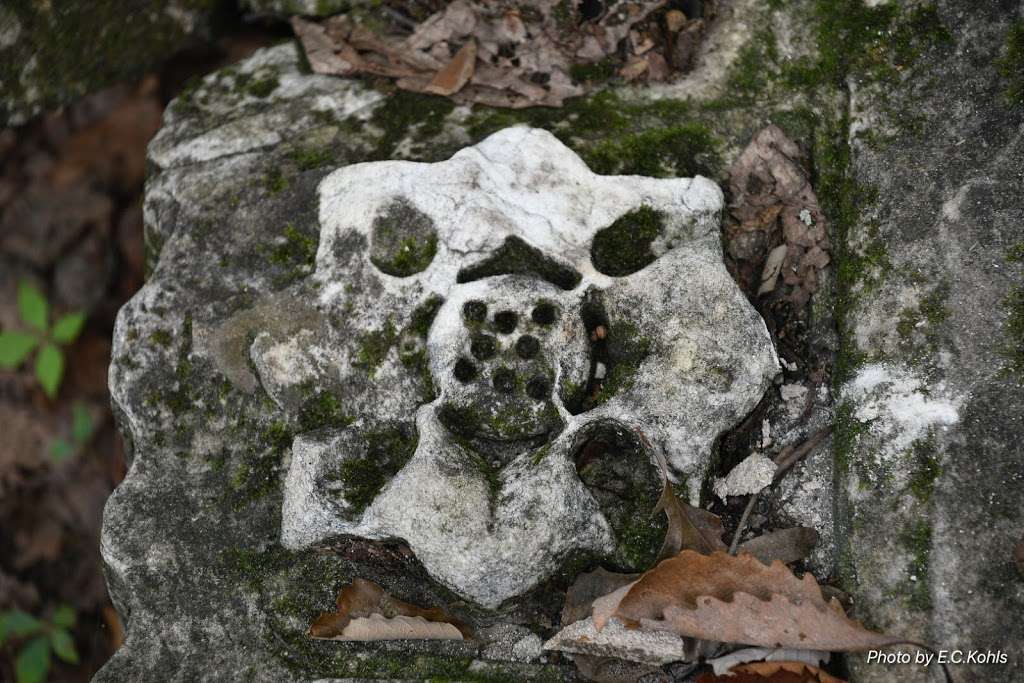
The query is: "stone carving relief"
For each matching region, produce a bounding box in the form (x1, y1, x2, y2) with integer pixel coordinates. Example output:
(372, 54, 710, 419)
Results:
(267, 127, 777, 608)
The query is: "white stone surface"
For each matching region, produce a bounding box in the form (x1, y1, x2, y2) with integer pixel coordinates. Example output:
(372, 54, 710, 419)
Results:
(281, 126, 779, 608)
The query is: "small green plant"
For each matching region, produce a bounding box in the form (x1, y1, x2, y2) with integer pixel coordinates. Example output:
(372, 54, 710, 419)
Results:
(50, 403, 96, 463)
(0, 282, 85, 399)
(0, 606, 79, 683)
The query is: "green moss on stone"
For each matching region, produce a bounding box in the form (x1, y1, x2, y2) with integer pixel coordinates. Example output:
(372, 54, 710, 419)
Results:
(1002, 284, 1024, 378)
(246, 74, 280, 98)
(906, 434, 941, 504)
(328, 426, 418, 514)
(408, 295, 444, 339)
(356, 320, 398, 374)
(149, 329, 173, 347)
(264, 168, 290, 195)
(290, 146, 335, 170)
(370, 199, 438, 277)
(230, 419, 295, 507)
(900, 520, 932, 611)
(298, 384, 353, 432)
(590, 206, 664, 277)
(584, 124, 720, 178)
(369, 90, 457, 160)
(569, 57, 619, 84)
(590, 320, 652, 407)
(833, 400, 868, 475)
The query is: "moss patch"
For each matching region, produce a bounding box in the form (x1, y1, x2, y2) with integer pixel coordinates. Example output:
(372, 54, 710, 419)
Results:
(369, 90, 457, 160)
(369, 199, 437, 277)
(327, 425, 418, 515)
(266, 223, 318, 286)
(1002, 284, 1024, 378)
(900, 520, 932, 611)
(584, 124, 720, 178)
(906, 434, 941, 504)
(356, 320, 398, 375)
(998, 19, 1024, 105)
(590, 206, 665, 277)
(298, 383, 354, 432)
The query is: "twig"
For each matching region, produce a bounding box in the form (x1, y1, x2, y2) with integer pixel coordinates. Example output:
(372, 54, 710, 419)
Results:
(729, 427, 832, 555)
(773, 427, 831, 482)
(728, 492, 759, 555)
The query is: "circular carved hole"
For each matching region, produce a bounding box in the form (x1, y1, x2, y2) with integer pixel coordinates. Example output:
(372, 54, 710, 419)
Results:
(515, 335, 540, 359)
(526, 375, 550, 400)
(454, 358, 477, 383)
(471, 334, 498, 361)
(463, 300, 487, 323)
(531, 302, 558, 325)
(493, 310, 518, 334)
(492, 367, 516, 394)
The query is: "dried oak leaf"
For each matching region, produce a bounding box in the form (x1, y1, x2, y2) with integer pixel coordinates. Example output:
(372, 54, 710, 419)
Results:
(562, 567, 639, 626)
(652, 447, 726, 561)
(309, 577, 470, 641)
(599, 551, 902, 652)
(695, 660, 846, 683)
(425, 38, 477, 95)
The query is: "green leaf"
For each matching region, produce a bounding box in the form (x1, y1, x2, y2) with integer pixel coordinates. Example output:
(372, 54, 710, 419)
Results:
(35, 344, 64, 399)
(0, 332, 38, 369)
(50, 605, 76, 629)
(49, 628, 78, 664)
(50, 439, 74, 463)
(51, 312, 85, 344)
(0, 610, 43, 643)
(17, 282, 48, 333)
(71, 403, 94, 444)
(15, 636, 50, 683)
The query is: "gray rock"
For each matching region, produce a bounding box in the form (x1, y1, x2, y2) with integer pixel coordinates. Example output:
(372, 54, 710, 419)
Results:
(834, 2, 1024, 681)
(543, 616, 691, 666)
(99, 40, 777, 680)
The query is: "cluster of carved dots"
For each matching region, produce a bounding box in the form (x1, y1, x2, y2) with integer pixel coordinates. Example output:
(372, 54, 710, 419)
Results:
(453, 300, 559, 400)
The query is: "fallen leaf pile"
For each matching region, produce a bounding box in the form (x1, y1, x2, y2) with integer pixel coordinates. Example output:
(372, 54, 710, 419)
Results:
(724, 125, 831, 308)
(309, 578, 469, 641)
(292, 0, 714, 108)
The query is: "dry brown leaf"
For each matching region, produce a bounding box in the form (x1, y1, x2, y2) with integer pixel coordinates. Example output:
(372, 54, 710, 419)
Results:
(696, 660, 846, 683)
(737, 527, 819, 566)
(562, 567, 639, 626)
(601, 551, 902, 652)
(309, 577, 471, 640)
(329, 614, 463, 641)
(425, 39, 477, 95)
(651, 447, 726, 561)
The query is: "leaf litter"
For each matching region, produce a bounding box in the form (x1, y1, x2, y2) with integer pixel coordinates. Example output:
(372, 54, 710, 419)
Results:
(292, 0, 714, 108)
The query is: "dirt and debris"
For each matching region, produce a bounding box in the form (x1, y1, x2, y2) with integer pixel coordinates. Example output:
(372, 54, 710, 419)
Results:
(724, 125, 830, 309)
(293, 0, 715, 108)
